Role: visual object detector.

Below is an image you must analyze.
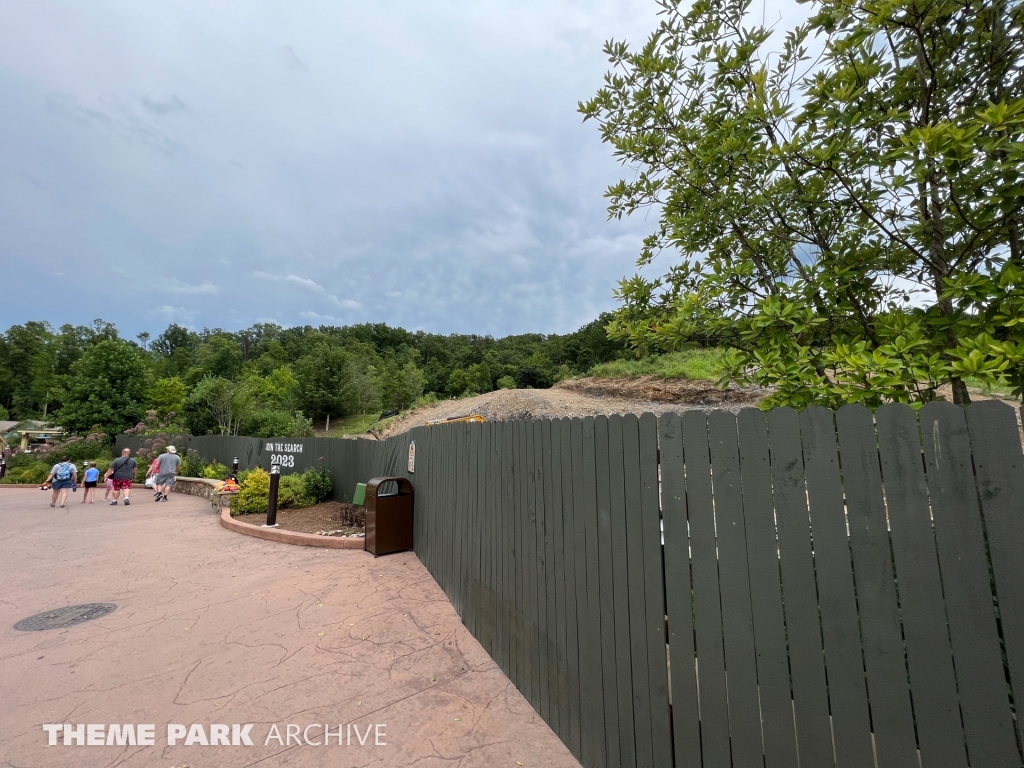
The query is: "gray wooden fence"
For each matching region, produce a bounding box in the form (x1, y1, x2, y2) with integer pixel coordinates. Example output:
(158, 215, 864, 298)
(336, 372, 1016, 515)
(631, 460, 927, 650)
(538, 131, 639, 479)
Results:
(117, 401, 1024, 767)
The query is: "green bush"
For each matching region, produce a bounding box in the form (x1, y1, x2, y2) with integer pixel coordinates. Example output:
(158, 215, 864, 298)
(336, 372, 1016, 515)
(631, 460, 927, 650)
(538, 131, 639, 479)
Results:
(497, 376, 516, 389)
(8, 452, 39, 470)
(53, 437, 112, 464)
(230, 468, 270, 515)
(278, 474, 313, 508)
(246, 410, 314, 438)
(179, 449, 207, 479)
(228, 467, 317, 513)
(302, 461, 332, 503)
(203, 461, 229, 480)
(0, 463, 50, 484)
(1, 454, 112, 485)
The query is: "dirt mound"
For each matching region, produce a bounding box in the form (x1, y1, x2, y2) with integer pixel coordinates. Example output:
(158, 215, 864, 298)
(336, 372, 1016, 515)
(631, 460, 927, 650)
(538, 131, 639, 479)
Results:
(554, 375, 768, 406)
(378, 377, 768, 438)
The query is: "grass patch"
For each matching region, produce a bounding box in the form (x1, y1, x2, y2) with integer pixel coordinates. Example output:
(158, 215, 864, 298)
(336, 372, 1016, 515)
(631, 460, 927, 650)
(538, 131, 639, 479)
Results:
(321, 412, 400, 438)
(963, 376, 1020, 399)
(588, 349, 728, 381)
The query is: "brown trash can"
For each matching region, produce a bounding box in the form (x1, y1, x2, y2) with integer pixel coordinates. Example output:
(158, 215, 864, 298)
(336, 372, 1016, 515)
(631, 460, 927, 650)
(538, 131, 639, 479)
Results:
(364, 477, 414, 557)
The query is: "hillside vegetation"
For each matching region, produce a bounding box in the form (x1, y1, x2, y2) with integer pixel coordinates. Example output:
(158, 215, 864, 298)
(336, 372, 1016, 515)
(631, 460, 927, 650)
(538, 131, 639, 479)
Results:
(0, 315, 628, 440)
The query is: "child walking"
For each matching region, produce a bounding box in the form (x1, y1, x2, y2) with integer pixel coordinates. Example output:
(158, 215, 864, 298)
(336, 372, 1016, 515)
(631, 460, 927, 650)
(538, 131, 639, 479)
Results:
(81, 461, 100, 504)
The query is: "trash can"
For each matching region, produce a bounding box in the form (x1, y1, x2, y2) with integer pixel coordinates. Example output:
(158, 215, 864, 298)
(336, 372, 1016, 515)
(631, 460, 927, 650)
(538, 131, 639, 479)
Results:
(364, 477, 414, 557)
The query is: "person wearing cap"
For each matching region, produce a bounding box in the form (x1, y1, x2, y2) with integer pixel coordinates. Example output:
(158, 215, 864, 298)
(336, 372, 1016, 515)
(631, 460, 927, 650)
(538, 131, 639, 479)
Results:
(153, 445, 181, 502)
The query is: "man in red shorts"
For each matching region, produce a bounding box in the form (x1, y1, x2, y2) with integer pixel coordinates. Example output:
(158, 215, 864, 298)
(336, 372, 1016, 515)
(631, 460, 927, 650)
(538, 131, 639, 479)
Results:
(104, 448, 138, 506)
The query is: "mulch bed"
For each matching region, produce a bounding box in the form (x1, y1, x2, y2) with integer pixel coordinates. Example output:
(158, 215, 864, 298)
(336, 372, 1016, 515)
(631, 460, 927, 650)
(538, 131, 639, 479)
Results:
(234, 500, 365, 537)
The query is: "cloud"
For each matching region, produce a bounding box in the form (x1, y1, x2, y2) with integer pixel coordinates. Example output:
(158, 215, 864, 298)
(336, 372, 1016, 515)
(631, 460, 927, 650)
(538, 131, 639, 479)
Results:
(139, 94, 185, 115)
(279, 45, 308, 73)
(166, 280, 218, 296)
(0, 0, 714, 337)
(251, 272, 361, 312)
(150, 305, 198, 325)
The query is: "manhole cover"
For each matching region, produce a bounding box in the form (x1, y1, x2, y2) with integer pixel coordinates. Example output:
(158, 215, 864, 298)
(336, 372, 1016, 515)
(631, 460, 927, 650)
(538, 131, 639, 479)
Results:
(14, 603, 117, 632)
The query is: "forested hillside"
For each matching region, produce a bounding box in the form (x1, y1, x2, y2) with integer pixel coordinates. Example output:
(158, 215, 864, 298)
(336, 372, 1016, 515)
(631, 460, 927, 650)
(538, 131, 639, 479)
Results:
(0, 316, 626, 438)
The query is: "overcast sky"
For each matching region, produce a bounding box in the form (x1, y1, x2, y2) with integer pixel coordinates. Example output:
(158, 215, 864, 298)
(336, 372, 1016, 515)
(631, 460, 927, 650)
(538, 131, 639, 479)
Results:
(0, 0, 803, 339)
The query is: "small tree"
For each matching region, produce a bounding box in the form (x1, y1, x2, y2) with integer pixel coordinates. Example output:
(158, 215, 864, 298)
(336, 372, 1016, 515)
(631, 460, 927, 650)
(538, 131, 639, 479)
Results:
(582, 0, 1024, 407)
(182, 376, 235, 435)
(149, 377, 187, 416)
(381, 360, 425, 409)
(293, 344, 359, 419)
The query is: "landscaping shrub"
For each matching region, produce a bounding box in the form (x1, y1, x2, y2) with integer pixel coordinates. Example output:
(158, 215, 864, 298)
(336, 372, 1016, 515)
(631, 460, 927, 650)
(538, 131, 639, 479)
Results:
(302, 461, 332, 503)
(0, 454, 113, 485)
(230, 468, 270, 515)
(203, 461, 229, 480)
(277, 474, 313, 508)
(1, 463, 50, 485)
(229, 467, 320, 514)
(179, 449, 207, 478)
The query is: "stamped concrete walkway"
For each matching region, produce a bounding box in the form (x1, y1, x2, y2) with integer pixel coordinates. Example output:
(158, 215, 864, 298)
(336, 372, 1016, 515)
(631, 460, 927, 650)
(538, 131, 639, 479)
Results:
(0, 488, 580, 768)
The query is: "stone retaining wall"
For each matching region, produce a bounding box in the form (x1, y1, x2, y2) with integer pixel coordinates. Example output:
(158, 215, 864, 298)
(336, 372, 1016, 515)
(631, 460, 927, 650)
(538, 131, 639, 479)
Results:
(172, 477, 232, 508)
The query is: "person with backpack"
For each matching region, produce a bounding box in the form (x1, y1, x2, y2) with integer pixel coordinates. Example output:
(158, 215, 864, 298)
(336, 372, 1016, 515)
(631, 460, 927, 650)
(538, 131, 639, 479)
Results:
(46, 457, 77, 508)
(104, 448, 137, 506)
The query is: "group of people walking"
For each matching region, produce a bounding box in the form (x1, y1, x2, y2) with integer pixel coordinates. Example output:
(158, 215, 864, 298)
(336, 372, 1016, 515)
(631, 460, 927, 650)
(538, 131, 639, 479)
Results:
(43, 445, 180, 508)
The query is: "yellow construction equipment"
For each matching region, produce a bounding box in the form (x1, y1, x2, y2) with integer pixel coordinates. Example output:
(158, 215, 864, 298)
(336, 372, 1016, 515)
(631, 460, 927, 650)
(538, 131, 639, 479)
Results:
(425, 415, 487, 427)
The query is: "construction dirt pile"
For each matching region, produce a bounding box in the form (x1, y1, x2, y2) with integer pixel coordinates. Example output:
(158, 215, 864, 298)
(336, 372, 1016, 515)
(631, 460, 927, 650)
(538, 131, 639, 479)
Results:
(378, 376, 769, 438)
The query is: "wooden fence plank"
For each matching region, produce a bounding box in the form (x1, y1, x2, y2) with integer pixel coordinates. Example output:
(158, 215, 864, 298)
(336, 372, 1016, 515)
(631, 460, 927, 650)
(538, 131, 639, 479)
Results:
(560, 418, 583, 761)
(545, 419, 566, 744)
(594, 416, 622, 762)
(525, 419, 541, 710)
(801, 407, 874, 768)
(470, 424, 482, 640)
(533, 419, 551, 724)
(607, 414, 637, 768)
(542, 419, 561, 740)
(681, 409, 731, 766)
(766, 407, 834, 766)
(920, 401, 1020, 766)
(581, 417, 602, 768)
(500, 420, 515, 677)
(966, 401, 1024, 754)
(834, 405, 918, 768)
(489, 422, 500, 660)
(623, 414, 656, 767)
(638, 412, 672, 767)
(514, 420, 527, 699)
(445, 425, 455, 598)
(436, 426, 447, 593)
(574, 417, 606, 768)
(456, 421, 468, 614)
(875, 404, 966, 768)
(471, 424, 482, 634)
(657, 412, 702, 767)
(477, 422, 495, 655)
(736, 408, 799, 768)
(707, 410, 762, 767)
(458, 424, 470, 623)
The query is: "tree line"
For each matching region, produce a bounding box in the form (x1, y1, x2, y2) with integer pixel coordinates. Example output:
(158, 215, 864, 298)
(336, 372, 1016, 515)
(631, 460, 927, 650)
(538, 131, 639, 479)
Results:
(0, 317, 625, 438)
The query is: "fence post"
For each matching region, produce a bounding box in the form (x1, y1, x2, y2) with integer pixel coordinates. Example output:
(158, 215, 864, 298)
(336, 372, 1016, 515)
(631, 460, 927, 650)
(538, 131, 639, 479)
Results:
(263, 465, 280, 528)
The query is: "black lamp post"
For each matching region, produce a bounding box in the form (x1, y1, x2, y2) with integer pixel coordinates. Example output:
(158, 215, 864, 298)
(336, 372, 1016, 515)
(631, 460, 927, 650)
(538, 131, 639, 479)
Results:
(263, 464, 281, 528)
